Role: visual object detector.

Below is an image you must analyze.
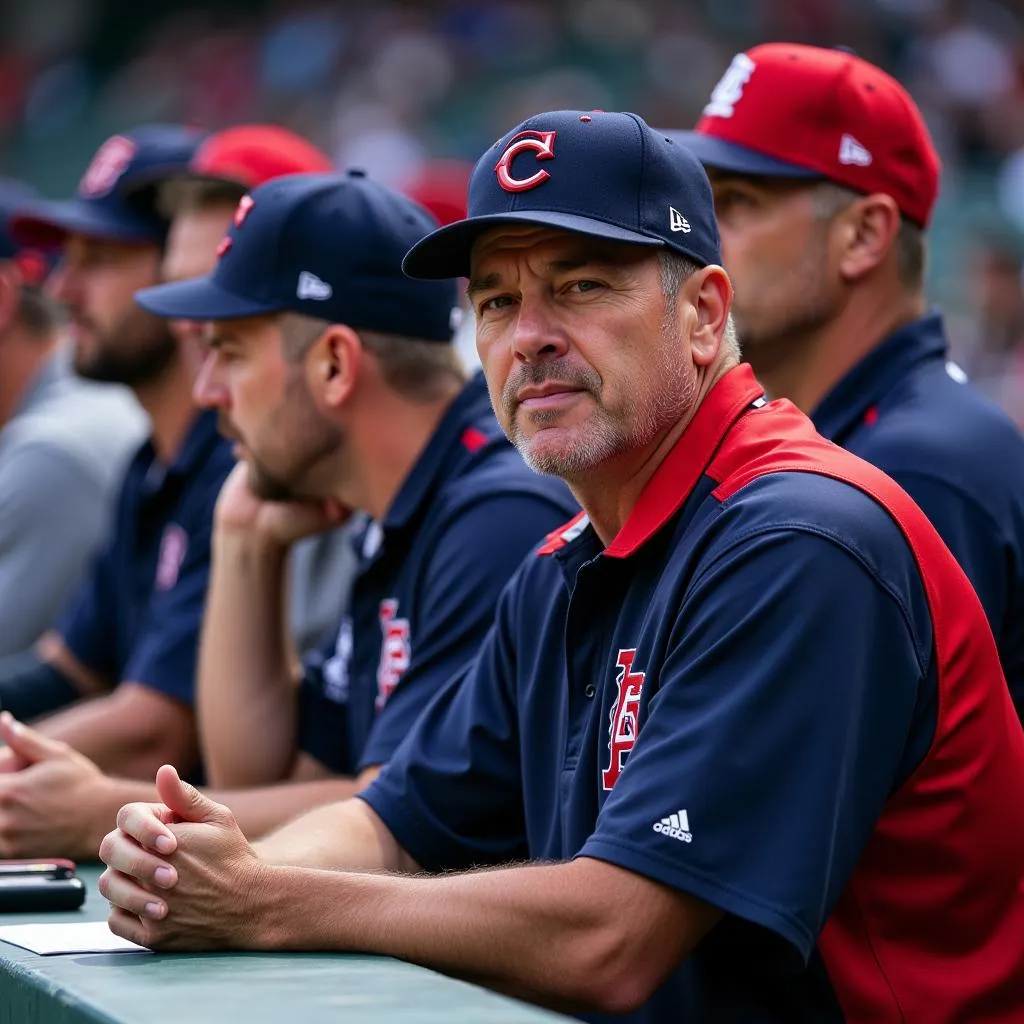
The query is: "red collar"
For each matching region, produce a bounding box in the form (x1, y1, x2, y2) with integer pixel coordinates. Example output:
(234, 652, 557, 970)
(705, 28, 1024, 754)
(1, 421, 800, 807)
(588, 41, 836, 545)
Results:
(539, 365, 765, 558)
(605, 363, 764, 557)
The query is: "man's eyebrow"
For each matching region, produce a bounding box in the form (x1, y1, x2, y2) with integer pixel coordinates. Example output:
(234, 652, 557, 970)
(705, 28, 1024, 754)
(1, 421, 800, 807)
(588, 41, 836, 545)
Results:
(466, 273, 501, 298)
(548, 249, 635, 273)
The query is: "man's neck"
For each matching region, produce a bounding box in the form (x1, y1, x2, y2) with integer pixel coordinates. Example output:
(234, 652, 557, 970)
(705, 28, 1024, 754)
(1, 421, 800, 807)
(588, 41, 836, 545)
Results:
(573, 359, 735, 547)
(338, 382, 465, 523)
(753, 291, 927, 415)
(133, 358, 200, 464)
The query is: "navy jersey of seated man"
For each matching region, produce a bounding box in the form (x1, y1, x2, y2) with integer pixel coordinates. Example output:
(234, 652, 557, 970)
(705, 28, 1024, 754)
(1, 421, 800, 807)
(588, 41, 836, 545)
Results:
(57, 410, 234, 711)
(297, 373, 577, 776)
(812, 311, 1024, 723)
(363, 365, 1024, 1024)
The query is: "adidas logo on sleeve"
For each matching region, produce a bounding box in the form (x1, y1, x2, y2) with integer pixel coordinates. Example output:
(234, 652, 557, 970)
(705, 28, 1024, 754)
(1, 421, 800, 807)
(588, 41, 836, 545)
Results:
(653, 809, 692, 843)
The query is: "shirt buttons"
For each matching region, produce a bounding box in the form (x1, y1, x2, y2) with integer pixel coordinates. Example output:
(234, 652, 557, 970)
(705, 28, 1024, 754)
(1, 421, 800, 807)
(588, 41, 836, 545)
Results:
(584, 684, 596, 699)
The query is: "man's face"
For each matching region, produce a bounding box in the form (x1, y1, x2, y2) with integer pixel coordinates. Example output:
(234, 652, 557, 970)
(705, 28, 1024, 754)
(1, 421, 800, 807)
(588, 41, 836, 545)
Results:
(48, 234, 175, 385)
(192, 314, 341, 502)
(161, 204, 235, 350)
(470, 226, 698, 481)
(708, 172, 840, 364)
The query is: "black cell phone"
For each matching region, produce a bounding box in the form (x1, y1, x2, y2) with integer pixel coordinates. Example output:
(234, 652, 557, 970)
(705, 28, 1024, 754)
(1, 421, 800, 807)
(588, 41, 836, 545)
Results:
(0, 860, 86, 912)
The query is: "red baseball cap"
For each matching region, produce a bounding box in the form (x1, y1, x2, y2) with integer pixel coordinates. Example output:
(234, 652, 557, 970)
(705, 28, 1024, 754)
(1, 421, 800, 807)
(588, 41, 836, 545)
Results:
(188, 124, 334, 188)
(400, 160, 472, 227)
(674, 43, 940, 227)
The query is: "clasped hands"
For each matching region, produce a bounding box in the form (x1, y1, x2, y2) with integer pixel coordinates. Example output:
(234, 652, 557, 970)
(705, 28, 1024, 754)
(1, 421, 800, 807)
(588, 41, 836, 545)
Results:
(98, 763, 269, 950)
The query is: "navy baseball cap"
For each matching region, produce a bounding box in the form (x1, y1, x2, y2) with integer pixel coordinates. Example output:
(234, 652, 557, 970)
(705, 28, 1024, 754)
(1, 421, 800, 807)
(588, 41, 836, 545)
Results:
(401, 109, 721, 280)
(10, 124, 208, 247)
(134, 170, 458, 342)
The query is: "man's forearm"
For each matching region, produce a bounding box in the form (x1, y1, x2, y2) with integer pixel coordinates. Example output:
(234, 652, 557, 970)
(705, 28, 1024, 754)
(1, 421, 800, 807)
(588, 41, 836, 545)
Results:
(253, 794, 416, 872)
(215, 778, 371, 840)
(249, 857, 666, 1015)
(39, 684, 197, 779)
(198, 531, 298, 786)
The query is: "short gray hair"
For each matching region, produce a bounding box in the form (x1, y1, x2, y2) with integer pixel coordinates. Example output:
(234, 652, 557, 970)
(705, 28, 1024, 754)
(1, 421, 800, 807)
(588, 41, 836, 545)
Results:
(811, 182, 926, 290)
(279, 313, 465, 402)
(658, 250, 740, 361)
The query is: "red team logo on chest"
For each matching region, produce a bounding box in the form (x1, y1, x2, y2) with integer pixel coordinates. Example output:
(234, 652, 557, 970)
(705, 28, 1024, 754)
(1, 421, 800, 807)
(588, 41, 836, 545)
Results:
(602, 648, 646, 790)
(376, 599, 411, 710)
(494, 130, 557, 192)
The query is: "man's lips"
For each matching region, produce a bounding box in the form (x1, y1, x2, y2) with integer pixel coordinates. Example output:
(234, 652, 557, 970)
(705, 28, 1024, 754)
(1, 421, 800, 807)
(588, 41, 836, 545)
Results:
(516, 383, 584, 408)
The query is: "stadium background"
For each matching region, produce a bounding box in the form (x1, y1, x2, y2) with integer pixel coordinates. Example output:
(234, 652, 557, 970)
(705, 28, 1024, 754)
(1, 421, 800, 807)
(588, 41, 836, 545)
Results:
(0, 0, 1021, 416)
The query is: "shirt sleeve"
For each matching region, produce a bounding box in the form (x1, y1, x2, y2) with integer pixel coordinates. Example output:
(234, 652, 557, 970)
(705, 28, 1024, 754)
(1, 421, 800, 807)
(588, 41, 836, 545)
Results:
(356, 492, 571, 772)
(120, 516, 214, 706)
(579, 526, 927, 966)
(359, 573, 530, 872)
(0, 442, 109, 656)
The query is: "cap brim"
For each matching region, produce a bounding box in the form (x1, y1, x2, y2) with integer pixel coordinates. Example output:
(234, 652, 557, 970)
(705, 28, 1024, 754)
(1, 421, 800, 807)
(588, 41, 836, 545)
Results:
(402, 210, 664, 281)
(666, 131, 822, 179)
(9, 199, 162, 247)
(135, 276, 280, 321)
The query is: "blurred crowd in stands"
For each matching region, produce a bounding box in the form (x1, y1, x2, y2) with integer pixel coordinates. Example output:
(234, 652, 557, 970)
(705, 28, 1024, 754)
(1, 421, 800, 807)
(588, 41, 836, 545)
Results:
(0, 0, 1021, 412)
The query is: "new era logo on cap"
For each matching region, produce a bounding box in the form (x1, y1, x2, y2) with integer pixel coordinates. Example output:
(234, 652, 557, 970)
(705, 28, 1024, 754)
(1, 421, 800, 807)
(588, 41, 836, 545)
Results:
(669, 208, 691, 233)
(678, 43, 941, 227)
(402, 109, 722, 281)
(839, 133, 872, 167)
(297, 270, 332, 301)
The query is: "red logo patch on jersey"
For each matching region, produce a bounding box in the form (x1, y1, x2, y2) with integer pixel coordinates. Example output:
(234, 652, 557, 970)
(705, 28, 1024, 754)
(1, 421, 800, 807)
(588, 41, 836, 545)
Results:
(494, 130, 557, 193)
(215, 236, 232, 258)
(376, 598, 411, 710)
(602, 648, 646, 790)
(233, 194, 255, 227)
(78, 136, 137, 198)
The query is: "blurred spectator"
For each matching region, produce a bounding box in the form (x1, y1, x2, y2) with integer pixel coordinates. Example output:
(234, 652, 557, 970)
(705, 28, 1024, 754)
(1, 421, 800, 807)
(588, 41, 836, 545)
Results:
(0, 178, 146, 656)
(149, 121, 360, 652)
(0, 0, 1022, 418)
(0, 125, 236, 785)
(963, 235, 1024, 424)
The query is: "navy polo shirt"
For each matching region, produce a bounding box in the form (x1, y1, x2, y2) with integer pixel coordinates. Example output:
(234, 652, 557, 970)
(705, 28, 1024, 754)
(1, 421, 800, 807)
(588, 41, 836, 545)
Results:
(297, 373, 577, 776)
(57, 410, 235, 705)
(363, 365, 1024, 1023)
(812, 312, 1024, 721)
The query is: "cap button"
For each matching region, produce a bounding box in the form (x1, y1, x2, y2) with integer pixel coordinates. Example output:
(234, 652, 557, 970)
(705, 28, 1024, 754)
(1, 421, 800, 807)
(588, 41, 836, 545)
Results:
(347, 168, 367, 178)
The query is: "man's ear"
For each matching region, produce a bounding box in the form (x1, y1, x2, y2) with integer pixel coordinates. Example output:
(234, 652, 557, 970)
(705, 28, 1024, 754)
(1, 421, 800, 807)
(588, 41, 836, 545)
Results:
(0, 263, 23, 335)
(834, 193, 901, 283)
(306, 323, 362, 409)
(688, 265, 733, 368)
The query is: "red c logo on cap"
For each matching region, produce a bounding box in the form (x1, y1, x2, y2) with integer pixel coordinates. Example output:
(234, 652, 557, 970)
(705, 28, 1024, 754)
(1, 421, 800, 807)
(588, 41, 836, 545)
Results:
(494, 131, 557, 193)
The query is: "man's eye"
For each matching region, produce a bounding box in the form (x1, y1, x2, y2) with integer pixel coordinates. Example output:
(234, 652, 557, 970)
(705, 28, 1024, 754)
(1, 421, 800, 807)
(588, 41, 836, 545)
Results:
(715, 190, 755, 210)
(567, 280, 603, 294)
(479, 295, 515, 313)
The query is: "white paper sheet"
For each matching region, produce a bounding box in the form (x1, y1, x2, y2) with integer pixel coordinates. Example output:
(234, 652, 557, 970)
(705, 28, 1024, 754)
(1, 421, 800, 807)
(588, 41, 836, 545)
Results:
(0, 920, 149, 955)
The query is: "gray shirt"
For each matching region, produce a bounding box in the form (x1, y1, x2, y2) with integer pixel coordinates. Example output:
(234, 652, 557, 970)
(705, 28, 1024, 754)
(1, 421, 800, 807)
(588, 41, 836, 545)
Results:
(0, 349, 148, 655)
(288, 521, 360, 652)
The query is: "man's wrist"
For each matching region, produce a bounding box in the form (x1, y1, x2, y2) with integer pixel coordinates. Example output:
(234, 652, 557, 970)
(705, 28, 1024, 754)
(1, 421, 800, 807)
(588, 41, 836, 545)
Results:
(243, 863, 305, 950)
(213, 525, 292, 566)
